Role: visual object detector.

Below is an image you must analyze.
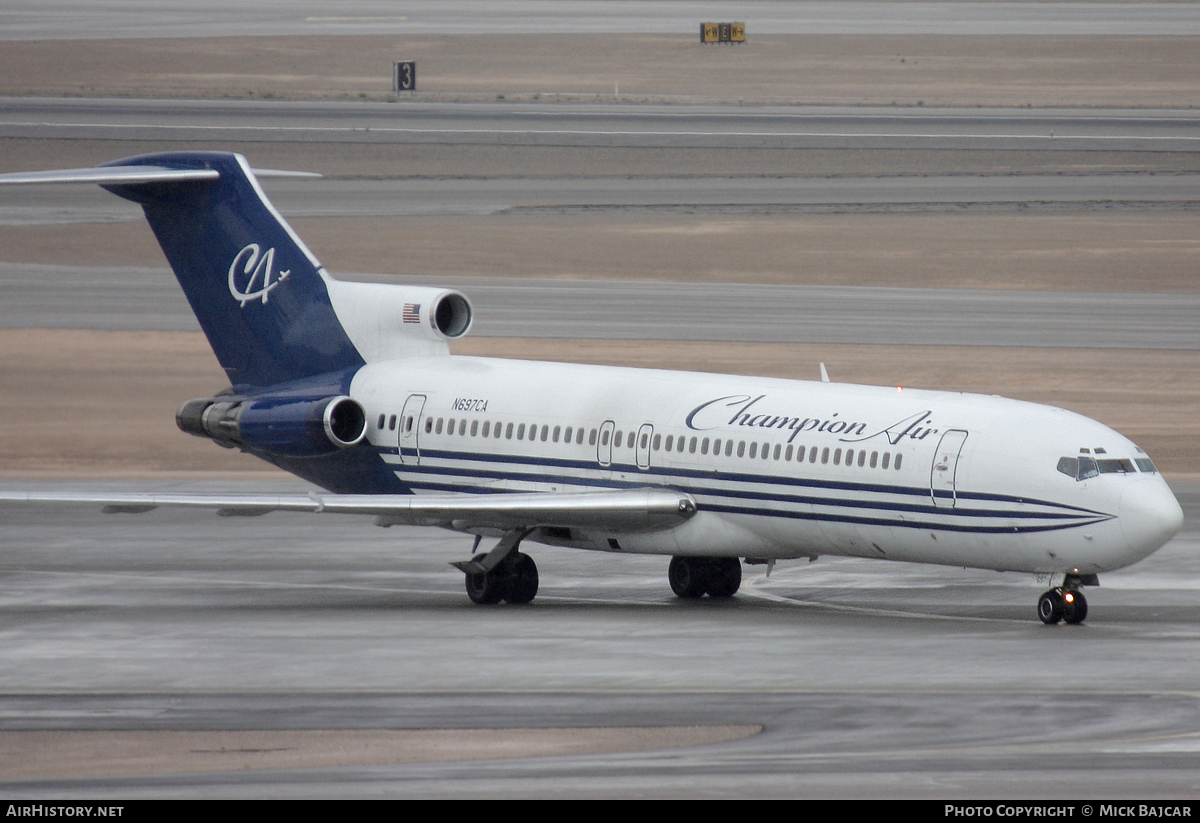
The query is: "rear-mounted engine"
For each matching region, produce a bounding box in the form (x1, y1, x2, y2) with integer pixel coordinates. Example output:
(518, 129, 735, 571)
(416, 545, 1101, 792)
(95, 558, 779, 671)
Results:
(177, 394, 367, 457)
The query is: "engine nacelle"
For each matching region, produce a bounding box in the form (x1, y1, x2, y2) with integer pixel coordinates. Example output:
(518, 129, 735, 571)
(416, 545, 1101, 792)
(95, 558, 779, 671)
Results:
(322, 280, 473, 361)
(178, 394, 367, 457)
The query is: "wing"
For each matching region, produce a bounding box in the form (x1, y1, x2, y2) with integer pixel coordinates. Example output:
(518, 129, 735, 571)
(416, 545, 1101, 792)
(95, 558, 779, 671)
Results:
(0, 488, 697, 533)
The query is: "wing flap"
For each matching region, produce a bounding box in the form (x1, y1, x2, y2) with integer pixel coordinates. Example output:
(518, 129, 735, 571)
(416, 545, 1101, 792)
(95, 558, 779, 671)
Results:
(0, 488, 697, 533)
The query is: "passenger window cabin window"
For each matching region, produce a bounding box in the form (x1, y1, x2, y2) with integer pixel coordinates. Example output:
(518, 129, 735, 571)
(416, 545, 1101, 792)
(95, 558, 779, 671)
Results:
(859, 451, 866, 467)
(564, 426, 572, 443)
(377, 414, 386, 429)
(894, 453, 903, 470)
(615, 431, 623, 448)
(772, 444, 780, 460)
(833, 448, 842, 466)
(701, 438, 709, 455)
(494, 422, 502, 438)
(687, 437, 695, 453)
(517, 423, 526, 440)
(882, 452, 890, 469)
(725, 440, 734, 457)
(470, 420, 479, 436)
(711, 439, 720, 455)
(601, 430, 610, 446)
(869, 451, 877, 468)
(785, 445, 793, 461)
(481, 421, 490, 437)
(641, 433, 649, 449)
(388, 415, 397, 431)
(821, 447, 829, 464)
(589, 429, 597, 445)
(425, 418, 433, 434)
(435, 418, 444, 434)
(506, 423, 513, 439)
(653, 434, 661, 450)
(553, 426, 561, 443)
(540, 425, 549, 442)
(665, 435, 673, 451)
(577, 428, 585, 445)
(749, 442, 757, 459)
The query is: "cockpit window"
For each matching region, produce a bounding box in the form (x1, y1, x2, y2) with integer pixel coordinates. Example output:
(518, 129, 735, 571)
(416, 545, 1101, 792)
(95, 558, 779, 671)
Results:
(1056, 457, 1078, 478)
(1077, 457, 1099, 480)
(1059, 455, 1144, 480)
(1135, 457, 1157, 473)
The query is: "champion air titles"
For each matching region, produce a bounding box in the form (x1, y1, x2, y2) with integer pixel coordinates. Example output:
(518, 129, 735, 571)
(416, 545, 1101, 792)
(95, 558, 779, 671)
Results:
(685, 394, 941, 445)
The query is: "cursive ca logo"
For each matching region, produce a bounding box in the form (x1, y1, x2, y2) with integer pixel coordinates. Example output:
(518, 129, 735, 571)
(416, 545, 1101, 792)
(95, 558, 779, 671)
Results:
(228, 243, 290, 306)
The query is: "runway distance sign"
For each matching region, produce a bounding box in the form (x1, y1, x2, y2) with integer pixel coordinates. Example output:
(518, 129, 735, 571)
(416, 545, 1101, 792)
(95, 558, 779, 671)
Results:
(700, 22, 745, 44)
(393, 61, 416, 92)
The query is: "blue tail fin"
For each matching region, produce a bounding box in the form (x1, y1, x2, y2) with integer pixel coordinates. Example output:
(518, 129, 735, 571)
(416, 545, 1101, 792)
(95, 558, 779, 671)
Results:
(101, 152, 364, 391)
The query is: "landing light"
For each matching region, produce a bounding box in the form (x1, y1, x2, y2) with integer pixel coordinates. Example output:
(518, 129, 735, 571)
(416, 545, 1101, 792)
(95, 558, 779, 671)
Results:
(897, 386, 903, 392)
(1064, 592, 1075, 604)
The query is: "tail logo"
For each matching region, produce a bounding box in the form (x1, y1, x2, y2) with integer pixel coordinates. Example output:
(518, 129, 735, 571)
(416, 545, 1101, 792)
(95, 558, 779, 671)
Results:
(228, 244, 291, 307)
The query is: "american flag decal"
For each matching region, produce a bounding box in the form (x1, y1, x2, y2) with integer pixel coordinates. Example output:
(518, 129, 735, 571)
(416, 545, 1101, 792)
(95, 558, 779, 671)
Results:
(403, 303, 421, 324)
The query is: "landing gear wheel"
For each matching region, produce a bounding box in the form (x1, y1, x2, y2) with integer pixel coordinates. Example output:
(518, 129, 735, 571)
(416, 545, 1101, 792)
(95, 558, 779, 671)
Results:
(1038, 588, 1064, 624)
(704, 557, 742, 598)
(504, 552, 539, 605)
(1038, 586, 1089, 625)
(669, 556, 706, 598)
(1062, 590, 1088, 625)
(465, 568, 504, 605)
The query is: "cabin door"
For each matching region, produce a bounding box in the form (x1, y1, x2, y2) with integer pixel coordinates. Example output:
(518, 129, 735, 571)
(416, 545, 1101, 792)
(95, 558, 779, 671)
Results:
(930, 429, 968, 508)
(635, 424, 654, 470)
(596, 420, 615, 468)
(398, 394, 426, 465)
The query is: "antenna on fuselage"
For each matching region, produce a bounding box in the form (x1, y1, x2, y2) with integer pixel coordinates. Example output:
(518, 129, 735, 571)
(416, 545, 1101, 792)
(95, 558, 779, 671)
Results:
(819, 362, 830, 383)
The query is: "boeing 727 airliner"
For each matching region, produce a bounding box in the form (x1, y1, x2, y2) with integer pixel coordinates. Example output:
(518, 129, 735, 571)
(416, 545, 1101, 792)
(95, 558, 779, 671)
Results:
(0, 152, 1184, 623)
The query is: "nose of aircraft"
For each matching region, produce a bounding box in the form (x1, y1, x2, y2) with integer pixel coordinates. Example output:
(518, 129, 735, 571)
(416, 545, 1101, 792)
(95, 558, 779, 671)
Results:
(1120, 479, 1185, 561)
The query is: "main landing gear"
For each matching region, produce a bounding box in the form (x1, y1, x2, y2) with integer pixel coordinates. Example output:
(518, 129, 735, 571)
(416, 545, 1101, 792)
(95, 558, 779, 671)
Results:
(668, 556, 742, 599)
(1037, 574, 1096, 625)
(452, 530, 539, 605)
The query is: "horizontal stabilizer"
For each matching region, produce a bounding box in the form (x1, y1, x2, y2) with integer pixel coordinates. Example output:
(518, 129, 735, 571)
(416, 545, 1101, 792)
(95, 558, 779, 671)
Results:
(0, 165, 317, 186)
(0, 166, 220, 186)
(0, 488, 698, 534)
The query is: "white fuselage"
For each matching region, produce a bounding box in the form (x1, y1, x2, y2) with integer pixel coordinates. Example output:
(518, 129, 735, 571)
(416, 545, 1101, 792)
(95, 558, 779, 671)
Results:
(352, 355, 1183, 576)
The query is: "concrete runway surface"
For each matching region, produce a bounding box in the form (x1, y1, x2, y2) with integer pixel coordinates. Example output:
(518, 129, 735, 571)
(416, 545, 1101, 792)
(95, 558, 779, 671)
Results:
(0, 479, 1198, 797)
(5, 266, 1200, 351)
(7, 1, 1200, 40)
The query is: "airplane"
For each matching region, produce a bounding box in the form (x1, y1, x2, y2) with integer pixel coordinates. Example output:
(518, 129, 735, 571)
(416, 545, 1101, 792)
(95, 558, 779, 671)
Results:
(0, 151, 1184, 623)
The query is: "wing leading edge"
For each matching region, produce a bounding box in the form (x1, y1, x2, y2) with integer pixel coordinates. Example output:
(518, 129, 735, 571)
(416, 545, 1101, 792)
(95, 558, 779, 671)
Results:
(0, 488, 698, 533)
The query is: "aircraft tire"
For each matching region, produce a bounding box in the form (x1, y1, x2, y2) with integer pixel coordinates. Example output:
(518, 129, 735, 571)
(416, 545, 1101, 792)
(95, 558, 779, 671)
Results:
(1063, 591, 1088, 624)
(504, 552, 539, 605)
(1037, 588, 1064, 624)
(668, 556, 706, 598)
(466, 569, 504, 605)
(704, 557, 742, 598)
